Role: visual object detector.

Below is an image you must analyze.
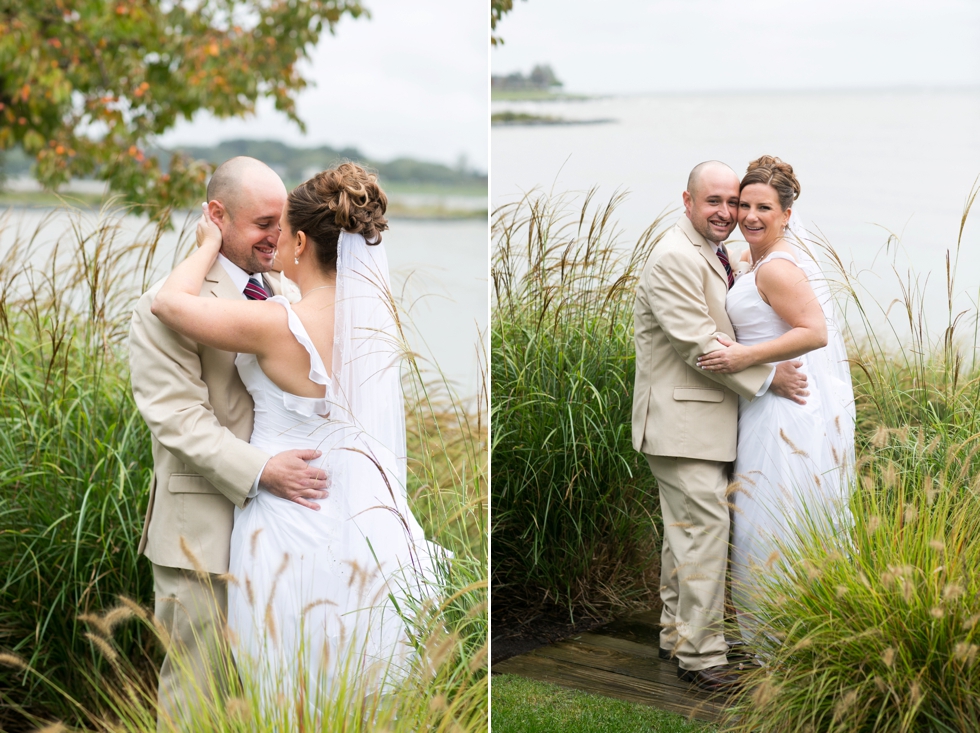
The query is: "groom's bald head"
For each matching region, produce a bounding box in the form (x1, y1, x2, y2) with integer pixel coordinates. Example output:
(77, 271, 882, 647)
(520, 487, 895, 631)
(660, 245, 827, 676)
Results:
(687, 161, 739, 197)
(207, 156, 285, 217)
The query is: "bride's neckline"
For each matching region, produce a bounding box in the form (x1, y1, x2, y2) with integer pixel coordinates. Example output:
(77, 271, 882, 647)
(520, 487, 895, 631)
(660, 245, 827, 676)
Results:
(748, 240, 795, 272)
(300, 284, 336, 300)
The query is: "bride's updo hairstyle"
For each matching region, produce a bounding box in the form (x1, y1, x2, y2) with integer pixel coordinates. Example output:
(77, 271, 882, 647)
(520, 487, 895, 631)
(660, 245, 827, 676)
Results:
(740, 155, 801, 212)
(286, 162, 388, 271)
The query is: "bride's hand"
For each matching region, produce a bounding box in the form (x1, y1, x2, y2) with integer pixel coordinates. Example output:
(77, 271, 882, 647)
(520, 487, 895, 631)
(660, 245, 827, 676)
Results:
(697, 336, 755, 373)
(196, 203, 222, 251)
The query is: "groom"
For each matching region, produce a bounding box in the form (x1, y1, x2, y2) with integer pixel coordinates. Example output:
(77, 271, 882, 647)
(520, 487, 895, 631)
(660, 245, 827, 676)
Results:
(129, 157, 330, 724)
(632, 161, 808, 691)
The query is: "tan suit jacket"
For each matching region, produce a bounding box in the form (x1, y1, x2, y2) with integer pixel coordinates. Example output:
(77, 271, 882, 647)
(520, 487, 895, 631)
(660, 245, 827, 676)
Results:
(632, 216, 773, 462)
(130, 261, 283, 575)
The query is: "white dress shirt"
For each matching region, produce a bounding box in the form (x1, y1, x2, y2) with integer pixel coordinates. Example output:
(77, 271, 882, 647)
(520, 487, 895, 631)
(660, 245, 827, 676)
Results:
(218, 253, 256, 294)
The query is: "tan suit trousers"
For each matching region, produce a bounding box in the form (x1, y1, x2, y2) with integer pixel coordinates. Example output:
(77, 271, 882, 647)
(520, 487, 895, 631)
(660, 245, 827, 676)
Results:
(153, 564, 232, 730)
(646, 454, 730, 672)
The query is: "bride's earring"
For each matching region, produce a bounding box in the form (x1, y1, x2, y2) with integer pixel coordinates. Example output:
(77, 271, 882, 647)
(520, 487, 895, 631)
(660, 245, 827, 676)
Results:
(295, 235, 304, 265)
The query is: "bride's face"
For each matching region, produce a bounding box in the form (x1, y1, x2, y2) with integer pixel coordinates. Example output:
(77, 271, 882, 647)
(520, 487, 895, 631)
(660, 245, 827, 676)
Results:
(738, 184, 791, 248)
(275, 204, 300, 279)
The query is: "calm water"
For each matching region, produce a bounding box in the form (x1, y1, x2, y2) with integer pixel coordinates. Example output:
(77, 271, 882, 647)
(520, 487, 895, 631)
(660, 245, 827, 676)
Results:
(0, 208, 488, 397)
(492, 89, 980, 344)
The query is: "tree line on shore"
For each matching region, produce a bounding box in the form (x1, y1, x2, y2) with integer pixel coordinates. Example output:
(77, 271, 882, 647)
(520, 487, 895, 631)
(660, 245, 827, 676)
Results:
(0, 139, 487, 193)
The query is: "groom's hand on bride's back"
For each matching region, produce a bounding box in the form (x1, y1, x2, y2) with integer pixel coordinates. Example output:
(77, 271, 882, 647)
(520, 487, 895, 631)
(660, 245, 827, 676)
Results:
(770, 360, 809, 405)
(259, 449, 330, 510)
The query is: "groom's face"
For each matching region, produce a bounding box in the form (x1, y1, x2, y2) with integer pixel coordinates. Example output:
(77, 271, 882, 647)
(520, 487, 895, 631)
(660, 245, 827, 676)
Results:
(217, 181, 288, 274)
(683, 167, 740, 243)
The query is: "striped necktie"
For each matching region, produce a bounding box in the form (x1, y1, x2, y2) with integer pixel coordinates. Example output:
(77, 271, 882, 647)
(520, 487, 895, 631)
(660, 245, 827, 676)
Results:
(715, 247, 735, 290)
(244, 276, 269, 301)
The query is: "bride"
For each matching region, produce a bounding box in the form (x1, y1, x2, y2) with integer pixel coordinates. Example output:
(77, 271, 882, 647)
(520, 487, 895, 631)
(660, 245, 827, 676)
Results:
(151, 162, 442, 708)
(696, 156, 855, 642)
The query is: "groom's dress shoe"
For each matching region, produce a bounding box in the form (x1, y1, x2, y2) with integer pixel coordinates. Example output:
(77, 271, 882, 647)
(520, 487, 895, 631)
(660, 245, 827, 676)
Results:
(658, 647, 674, 662)
(726, 640, 753, 662)
(732, 657, 762, 671)
(726, 640, 764, 668)
(677, 664, 742, 693)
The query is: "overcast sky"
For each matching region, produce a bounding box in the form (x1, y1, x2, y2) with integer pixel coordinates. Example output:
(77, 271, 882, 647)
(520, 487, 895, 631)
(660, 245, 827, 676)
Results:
(491, 0, 980, 95)
(160, 0, 488, 171)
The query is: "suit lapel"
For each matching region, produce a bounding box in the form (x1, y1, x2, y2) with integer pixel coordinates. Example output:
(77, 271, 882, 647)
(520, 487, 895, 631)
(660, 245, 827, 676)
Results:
(265, 270, 284, 297)
(205, 259, 284, 299)
(677, 217, 728, 286)
(204, 259, 244, 301)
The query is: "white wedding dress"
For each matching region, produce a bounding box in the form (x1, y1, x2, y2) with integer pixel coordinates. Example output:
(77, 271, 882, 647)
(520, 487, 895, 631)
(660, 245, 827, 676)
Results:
(226, 234, 443, 709)
(727, 248, 854, 641)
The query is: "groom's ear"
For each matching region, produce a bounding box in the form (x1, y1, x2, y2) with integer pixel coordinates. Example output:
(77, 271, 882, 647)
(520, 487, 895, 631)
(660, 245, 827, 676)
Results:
(682, 189, 693, 217)
(207, 200, 228, 230)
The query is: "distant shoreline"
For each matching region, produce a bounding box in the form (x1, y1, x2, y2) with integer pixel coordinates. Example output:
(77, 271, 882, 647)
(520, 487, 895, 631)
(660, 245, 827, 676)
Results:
(0, 200, 487, 222)
(0, 184, 487, 221)
(490, 90, 594, 102)
(491, 112, 614, 127)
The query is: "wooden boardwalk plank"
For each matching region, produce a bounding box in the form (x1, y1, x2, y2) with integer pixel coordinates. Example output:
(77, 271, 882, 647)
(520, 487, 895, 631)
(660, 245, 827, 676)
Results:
(575, 631, 675, 662)
(588, 611, 662, 645)
(534, 639, 690, 691)
(493, 616, 730, 723)
(494, 648, 725, 722)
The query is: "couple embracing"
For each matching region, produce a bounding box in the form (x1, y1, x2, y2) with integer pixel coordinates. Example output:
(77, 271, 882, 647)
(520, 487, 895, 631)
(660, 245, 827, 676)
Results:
(129, 157, 441, 726)
(632, 157, 855, 692)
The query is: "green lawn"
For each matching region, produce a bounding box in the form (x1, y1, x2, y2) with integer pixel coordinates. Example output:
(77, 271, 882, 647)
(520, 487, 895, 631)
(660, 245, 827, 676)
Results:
(491, 675, 717, 733)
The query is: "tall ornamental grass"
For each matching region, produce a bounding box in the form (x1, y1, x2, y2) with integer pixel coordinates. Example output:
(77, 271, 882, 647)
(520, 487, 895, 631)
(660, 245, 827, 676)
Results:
(0, 206, 164, 728)
(721, 182, 980, 732)
(0, 203, 487, 732)
(724, 454, 980, 732)
(3, 561, 487, 733)
(491, 190, 667, 616)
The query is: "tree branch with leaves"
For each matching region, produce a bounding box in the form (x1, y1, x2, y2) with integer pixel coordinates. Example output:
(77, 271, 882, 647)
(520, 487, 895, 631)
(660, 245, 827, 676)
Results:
(0, 0, 367, 215)
(491, 0, 523, 46)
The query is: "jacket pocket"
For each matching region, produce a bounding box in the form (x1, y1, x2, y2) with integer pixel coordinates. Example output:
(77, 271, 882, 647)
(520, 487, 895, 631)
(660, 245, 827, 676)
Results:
(167, 474, 221, 495)
(672, 387, 724, 403)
